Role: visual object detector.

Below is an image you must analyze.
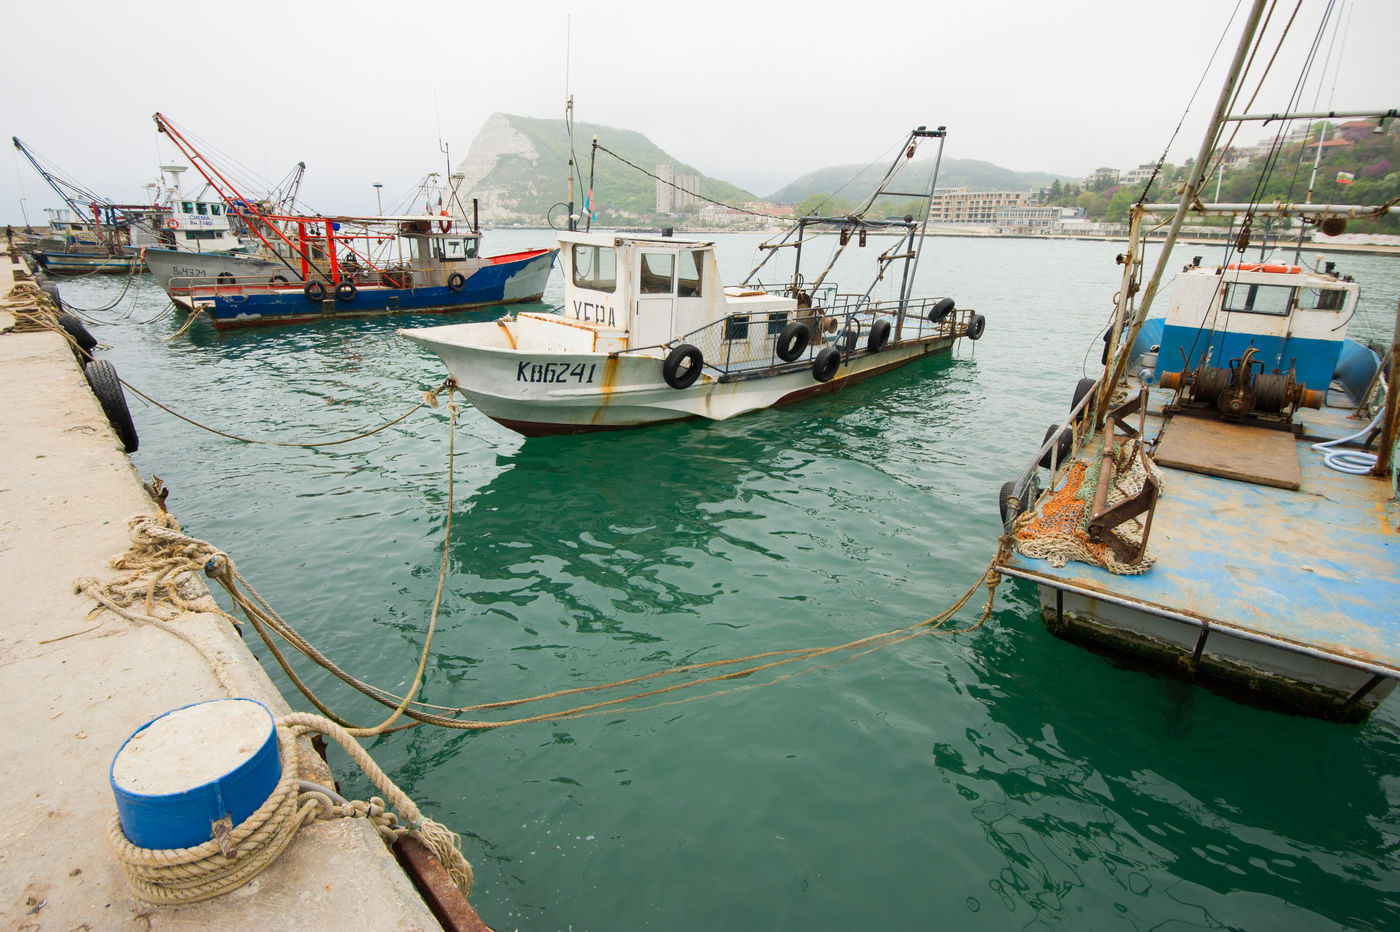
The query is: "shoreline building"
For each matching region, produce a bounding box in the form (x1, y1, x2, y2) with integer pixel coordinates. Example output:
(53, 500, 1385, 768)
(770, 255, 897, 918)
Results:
(656, 164, 700, 213)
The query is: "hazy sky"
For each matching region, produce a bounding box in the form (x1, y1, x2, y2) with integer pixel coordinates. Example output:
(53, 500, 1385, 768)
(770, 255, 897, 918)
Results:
(4, 0, 1395, 224)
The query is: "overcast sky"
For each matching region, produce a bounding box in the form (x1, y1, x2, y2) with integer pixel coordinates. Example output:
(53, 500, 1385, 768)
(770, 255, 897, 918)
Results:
(4, 0, 1394, 225)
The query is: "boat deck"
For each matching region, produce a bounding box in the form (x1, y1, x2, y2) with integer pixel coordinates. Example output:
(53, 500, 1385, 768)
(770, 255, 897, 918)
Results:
(1000, 384, 1400, 693)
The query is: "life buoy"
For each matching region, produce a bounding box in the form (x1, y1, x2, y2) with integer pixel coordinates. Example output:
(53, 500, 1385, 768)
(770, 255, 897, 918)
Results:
(1226, 263, 1301, 274)
(304, 280, 327, 301)
(662, 344, 703, 389)
(438, 211, 452, 234)
(447, 272, 466, 292)
(335, 280, 357, 302)
(965, 313, 986, 341)
(165, 218, 179, 230)
(928, 297, 955, 323)
(867, 318, 891, 352)
(812, 346, 840, 382)
(775, 321, 810, 362)
(84, 359, 138, 453)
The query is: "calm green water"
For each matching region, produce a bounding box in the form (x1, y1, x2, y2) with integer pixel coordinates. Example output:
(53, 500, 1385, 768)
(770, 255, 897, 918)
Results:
(60, 233, 1399, 930)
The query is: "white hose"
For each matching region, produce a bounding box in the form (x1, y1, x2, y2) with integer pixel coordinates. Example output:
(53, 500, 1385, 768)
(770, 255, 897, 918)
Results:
(1312, 377, 1387, 474)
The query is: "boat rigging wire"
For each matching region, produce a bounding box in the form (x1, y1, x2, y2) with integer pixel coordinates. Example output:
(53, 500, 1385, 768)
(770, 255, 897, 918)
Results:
(592, 144, 774, 220)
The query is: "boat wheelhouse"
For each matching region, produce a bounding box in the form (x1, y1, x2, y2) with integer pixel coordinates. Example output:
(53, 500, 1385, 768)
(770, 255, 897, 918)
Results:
(401, 126, 988, 435)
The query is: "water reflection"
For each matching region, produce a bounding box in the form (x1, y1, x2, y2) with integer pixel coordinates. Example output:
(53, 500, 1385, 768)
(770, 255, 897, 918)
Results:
(930, 583, 1400, 929)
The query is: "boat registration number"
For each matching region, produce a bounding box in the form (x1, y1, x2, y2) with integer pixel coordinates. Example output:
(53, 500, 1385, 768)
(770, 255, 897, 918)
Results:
(516, 361, 598, 384)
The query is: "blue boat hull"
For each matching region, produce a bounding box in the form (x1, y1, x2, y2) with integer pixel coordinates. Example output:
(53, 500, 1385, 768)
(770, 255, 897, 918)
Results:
(204, 248, 558, 329)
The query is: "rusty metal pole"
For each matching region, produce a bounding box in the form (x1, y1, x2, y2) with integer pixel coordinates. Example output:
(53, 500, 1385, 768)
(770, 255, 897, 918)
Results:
(1371, 295, 1400, 478)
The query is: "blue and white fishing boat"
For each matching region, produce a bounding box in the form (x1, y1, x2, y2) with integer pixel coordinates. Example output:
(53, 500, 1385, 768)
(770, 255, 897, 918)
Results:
(993, 0, 1400, 720)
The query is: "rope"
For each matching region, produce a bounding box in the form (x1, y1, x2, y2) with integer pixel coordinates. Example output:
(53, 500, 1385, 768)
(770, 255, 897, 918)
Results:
(116, 376, 451, 448)
(107, 714, 473, 905)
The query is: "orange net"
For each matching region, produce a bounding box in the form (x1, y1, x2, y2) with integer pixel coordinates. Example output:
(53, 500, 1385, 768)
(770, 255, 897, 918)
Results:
(1013, 446, 1157, 575)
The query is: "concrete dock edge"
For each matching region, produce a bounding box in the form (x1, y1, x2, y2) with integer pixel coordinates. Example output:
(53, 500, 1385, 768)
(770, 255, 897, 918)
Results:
(0, 259, 466, 930)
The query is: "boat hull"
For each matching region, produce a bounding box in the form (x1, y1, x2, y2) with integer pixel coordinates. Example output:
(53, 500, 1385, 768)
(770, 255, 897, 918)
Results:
(403, 325, 956, 435)
(33, 249, 139, 273)
(1005, 569, 1398, 721)
(143, 248, 282, 293)
(200, 249, 558, 330)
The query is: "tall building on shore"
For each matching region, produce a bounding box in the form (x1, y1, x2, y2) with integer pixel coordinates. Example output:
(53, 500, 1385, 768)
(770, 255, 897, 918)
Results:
(656, 164, 700, 213)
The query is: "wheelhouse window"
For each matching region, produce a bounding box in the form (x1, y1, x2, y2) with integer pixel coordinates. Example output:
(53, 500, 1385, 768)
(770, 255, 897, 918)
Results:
(434, 237, 477, 261)
(677, 251, 703, 297)
(181, 201, 194, 213)
(572, 244, 617, 293)
(725, 314, 750, 341)
(1299, 287, 1347, 311)
(767, 312, 788, 336)
(210, 203, 222, 216)
(639, 252, 674, 294)
(1222, 282, 1292, 316)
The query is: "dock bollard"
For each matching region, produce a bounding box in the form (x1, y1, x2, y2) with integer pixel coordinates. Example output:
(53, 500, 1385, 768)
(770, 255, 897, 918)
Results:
(110, 698, 280, 851)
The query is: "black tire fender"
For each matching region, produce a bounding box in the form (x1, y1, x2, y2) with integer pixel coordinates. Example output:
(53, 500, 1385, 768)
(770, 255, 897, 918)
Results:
(1071, 377, 1098, 415)
(999, 480, 1025, 526)
(447, 272, 466, 292)
(929, 297, 955, 322)
(965, 313, 986, 341)
(812, 346, 840, 382)
(335, 280, 357, 302)
(1038, 423, 1072, 470)
(304, 280, 327, 301)
(867, 318, 891, 352)
(662, 344, 703, 389)
(84, 359, 138, 453)
(775, 321, 810, 362)
(57, 312, 97, 355)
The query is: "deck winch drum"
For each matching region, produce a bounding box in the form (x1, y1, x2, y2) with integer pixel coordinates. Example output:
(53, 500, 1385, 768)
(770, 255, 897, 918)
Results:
(110, 698, 281, 850)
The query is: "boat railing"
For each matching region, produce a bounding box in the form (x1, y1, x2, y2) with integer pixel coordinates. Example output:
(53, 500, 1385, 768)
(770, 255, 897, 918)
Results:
(1000, 376, 1103, 530)
(648, 295, 965, 382)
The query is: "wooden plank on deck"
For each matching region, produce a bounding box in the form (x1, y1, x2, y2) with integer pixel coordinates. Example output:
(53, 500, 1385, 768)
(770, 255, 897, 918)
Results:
(1154, 415, 1301, 490)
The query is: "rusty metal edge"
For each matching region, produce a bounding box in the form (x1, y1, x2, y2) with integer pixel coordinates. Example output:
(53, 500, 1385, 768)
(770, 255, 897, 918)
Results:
(392, 835, 495, 932)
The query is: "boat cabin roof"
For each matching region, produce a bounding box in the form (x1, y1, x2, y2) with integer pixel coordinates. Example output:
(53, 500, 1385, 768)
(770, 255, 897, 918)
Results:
(557, 229, 715, 251)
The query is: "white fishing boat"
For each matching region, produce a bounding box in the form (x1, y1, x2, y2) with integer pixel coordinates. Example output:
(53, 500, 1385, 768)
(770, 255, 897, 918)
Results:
(401, 126, 986, 435)
(993, 0, 1400, 720)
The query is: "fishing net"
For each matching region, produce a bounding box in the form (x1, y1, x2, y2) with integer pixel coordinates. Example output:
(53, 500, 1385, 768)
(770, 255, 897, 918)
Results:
(1013, 439, 1161, 575)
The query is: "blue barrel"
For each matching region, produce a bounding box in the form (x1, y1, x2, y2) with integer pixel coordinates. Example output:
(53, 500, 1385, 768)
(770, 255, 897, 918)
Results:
(111, 698, 280, 850)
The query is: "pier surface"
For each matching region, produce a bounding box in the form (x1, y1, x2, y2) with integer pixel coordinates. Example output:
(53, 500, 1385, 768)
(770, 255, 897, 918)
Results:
(0, 256, 446, 929)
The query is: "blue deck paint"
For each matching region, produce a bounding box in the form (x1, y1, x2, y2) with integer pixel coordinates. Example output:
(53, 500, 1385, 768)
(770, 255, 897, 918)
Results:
(1004, 387, 1400, 673)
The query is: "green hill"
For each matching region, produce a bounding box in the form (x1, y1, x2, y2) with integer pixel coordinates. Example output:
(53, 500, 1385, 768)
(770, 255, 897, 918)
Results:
(766, 158, 1066, 204)
(457, 114, 757, 227)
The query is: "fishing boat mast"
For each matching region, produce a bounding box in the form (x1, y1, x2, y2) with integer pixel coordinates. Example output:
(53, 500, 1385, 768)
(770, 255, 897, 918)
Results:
(1096, 0, 1269, 427)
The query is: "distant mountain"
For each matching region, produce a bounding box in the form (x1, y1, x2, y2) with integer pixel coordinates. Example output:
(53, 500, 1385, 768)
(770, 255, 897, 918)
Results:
(767, 158, 1068, 204)
(453, 114, 756, 227)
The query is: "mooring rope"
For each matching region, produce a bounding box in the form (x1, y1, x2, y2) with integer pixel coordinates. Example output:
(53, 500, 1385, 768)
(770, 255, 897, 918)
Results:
(116, 376, 452, 449)
(76, 385, 1007, 906)
(107, 714, 472, 905)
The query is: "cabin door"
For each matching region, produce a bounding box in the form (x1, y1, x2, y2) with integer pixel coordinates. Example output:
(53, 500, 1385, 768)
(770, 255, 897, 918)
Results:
(633, 251, 676, 348)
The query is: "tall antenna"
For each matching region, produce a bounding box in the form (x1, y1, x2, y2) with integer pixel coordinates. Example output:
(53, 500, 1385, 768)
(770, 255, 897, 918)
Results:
(565, 15, 576, 232)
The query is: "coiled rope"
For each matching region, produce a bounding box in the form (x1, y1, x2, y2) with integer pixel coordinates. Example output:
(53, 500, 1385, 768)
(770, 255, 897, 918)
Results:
(106, 713, 471, 905)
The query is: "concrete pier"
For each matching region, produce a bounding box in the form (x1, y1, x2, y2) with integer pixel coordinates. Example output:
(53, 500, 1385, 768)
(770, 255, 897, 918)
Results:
(0, 256, 463, 929)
